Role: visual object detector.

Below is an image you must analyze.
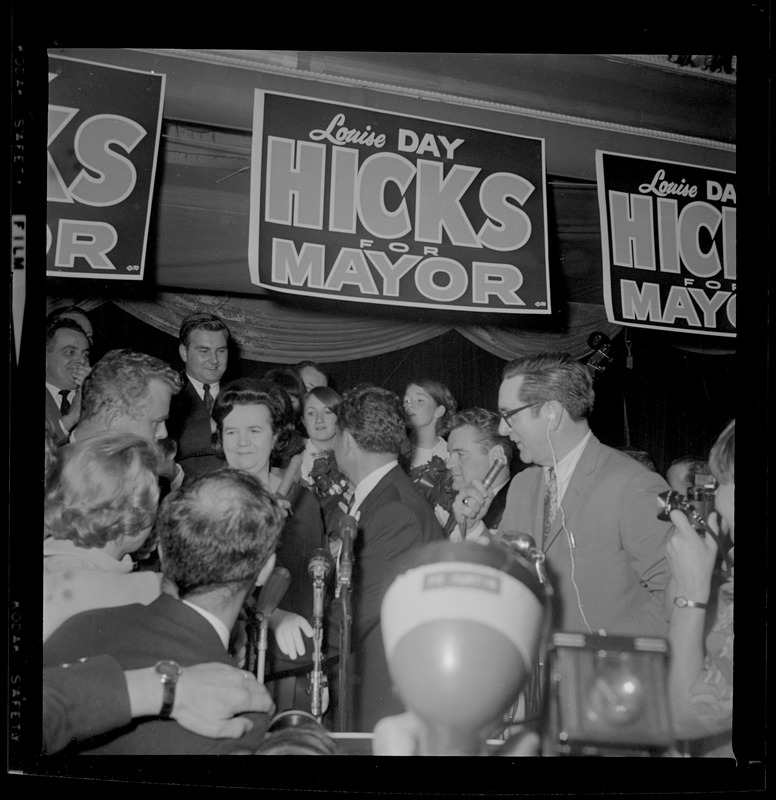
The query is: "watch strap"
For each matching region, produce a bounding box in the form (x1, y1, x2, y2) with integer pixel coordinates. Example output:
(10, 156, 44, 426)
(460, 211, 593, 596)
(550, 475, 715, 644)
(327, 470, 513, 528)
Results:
(674, 595, 708, 610)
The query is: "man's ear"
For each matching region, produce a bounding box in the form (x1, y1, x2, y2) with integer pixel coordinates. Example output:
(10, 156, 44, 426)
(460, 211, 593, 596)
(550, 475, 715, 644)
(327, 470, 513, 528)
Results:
(103, 407, 122, 430)
(255, 552, 277, 587)
(178, 343, 188, 365)
(488, 444, 508, 469)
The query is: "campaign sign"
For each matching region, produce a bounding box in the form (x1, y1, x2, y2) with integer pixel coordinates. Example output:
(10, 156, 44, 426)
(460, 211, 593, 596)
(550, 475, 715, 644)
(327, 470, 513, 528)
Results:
(47, 55, 166, 280)
(250, 91, 550, 314)
(596, 151, 736, 337)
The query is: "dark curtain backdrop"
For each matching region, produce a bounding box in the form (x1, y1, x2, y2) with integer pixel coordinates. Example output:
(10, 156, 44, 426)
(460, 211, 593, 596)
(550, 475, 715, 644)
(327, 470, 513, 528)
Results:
(84, 301, 735, 476)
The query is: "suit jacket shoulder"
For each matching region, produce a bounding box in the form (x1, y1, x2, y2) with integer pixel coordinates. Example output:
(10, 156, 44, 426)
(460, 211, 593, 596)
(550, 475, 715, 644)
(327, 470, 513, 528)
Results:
(43, 595, 270, 754)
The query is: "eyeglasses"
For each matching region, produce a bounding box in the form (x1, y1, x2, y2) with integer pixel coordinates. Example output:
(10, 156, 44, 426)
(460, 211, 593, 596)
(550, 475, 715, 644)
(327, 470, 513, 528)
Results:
(498, 401, 538, 425)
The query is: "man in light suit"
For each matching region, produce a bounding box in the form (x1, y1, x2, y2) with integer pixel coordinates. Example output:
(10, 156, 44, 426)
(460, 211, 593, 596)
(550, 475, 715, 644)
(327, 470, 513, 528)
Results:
(167, 312, 231, 481)
(454, 352, 672, 637)
(43, 468, 284, 754)
(328, 385, 444, 732)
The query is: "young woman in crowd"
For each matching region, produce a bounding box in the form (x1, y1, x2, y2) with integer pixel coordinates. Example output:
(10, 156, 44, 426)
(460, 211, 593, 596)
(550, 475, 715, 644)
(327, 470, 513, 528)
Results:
(402, 378, 457, 469)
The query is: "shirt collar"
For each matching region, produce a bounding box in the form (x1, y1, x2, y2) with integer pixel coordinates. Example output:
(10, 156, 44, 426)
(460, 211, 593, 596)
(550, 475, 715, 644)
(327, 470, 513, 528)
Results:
(545, 430, 592, 502)
(186, 374, 220, 398)
(180, 599, 231, 650)
(46, 382, 74, 401)
(43, 538, 135, 573)
(351, 460, 398, 516)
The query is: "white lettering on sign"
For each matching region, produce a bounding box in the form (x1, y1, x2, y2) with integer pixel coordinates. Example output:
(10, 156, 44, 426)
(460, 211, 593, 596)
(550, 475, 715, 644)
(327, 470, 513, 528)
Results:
(620, 280, 736, 330)
(608, 190, 736, 281)
(269, 238, 527, 307)
(265, 137, 535, 253)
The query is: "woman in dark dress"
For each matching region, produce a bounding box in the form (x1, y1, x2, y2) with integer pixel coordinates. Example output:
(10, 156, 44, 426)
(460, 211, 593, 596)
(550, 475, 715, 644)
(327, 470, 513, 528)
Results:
(212, 380, 329, 709)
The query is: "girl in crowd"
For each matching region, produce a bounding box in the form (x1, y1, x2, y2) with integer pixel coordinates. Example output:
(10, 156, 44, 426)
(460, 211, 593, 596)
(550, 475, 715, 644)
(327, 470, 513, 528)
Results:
(665, 419, 734, 757)
(212, 379, 327, 709)
(403, 378, 457, 469)
(299, 386, 343, 485)
(43, 431, 163, 640)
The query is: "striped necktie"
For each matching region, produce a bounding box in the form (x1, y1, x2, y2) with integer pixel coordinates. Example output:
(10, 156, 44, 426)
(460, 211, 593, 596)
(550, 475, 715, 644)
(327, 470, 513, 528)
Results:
(542, 466, 558, 549)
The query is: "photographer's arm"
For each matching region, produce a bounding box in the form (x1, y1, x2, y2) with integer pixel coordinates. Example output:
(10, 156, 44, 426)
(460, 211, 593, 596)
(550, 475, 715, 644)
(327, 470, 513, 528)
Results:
(665, 508, 719, 739)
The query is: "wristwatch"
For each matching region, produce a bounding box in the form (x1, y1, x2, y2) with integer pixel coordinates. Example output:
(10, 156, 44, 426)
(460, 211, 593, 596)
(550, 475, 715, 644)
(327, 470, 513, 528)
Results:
(155, 660, 183, 718)
(674, 596, 708, 610)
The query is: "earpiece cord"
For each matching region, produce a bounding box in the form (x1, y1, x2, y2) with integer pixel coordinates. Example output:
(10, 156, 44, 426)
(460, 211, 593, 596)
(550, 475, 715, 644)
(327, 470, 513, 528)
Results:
(546, 415, 593, 635)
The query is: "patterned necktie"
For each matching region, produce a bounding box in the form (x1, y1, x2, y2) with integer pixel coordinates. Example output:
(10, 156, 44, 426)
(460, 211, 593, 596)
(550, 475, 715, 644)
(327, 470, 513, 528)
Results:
(58, 389, 71, 416)
(203, 384, 214, 415)
(542, 466, 558, 549)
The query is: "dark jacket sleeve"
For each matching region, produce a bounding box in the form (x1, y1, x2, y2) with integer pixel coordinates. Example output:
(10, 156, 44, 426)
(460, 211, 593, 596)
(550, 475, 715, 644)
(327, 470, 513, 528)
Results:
(43, 655, 131, 754)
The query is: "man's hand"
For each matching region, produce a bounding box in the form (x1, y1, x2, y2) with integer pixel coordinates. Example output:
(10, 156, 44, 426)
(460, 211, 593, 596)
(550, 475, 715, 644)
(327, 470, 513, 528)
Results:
(60, 386, 85, 433)
(269, 609, 313, 659)
(451, 478, 494, 528)
(173, 663, 275, 738)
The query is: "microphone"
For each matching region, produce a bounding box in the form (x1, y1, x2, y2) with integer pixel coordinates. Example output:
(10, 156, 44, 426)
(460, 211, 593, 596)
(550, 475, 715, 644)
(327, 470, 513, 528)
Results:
(277, 454, 304, 503)
(507, 533, 549, 586)
(307, 548, 334, 625)
(338, 514, 358, 588)
(307, 548, 334, 582)
(482, 454, 507, 491)
(255, 566, 292, 620)
(459, 454, 507, 540)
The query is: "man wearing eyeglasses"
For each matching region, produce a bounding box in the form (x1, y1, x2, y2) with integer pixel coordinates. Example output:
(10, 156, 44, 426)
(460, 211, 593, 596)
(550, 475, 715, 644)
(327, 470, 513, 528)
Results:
(454, 352, 673, 638)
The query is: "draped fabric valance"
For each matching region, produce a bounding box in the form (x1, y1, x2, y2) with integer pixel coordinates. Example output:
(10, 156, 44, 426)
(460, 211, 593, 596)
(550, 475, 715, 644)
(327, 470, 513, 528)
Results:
(47, 292, 621, 364)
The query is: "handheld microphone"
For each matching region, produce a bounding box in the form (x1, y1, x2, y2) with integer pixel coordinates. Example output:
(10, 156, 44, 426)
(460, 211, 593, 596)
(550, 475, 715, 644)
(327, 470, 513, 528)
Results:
(255, 566, 292, 620)
(338, 514, 358, 588)
(482, 454, 507, 491)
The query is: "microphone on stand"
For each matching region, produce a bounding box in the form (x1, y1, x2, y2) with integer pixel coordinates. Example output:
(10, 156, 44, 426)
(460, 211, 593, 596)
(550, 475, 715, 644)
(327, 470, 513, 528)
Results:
(254, 566, 291, 683)
(307, 548, 334, 622)
(509, 533, 549, 587)
(307, 548, 334, 721)
(337, 514, 358, 589)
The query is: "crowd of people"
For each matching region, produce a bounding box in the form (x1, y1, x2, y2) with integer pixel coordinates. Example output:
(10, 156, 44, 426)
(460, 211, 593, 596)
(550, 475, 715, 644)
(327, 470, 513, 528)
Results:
(42, 306, 735, 758)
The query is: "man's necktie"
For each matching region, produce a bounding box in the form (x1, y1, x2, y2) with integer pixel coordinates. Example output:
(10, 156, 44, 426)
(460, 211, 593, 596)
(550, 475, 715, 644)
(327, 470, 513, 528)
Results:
(58, 389, 71, 416)
(542, 466, 558, 549)
(203, 384, 214, 415)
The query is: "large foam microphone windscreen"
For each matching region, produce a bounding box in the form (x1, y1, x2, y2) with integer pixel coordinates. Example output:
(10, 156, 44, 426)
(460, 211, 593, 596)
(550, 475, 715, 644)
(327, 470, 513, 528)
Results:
(256, 566, 292, 618)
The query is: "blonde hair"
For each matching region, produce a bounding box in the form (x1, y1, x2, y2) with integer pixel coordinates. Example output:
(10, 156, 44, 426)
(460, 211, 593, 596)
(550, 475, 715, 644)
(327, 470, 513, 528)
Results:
(44, 431, 160, 548)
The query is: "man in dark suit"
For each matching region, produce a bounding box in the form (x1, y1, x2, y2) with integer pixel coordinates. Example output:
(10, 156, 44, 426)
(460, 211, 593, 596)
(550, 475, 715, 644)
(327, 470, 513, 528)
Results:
(45, 318, 91, 445)
(329, 385, 444, 732)
(454, 352, 673, 638)
(442, 406, 514, 540)
(167, 312, 231, 481)
(43, 468, 285, 754)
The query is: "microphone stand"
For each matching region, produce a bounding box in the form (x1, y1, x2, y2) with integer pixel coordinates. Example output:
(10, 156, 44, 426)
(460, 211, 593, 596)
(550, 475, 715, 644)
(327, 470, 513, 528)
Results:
(307, 549, 332, 722)
(249, 567, 291, 684)
(337, 541, 354, 733)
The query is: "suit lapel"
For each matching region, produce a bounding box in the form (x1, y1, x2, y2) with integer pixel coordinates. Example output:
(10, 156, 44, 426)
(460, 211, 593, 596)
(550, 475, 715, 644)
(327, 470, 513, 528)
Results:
(544, 434, 601, 552)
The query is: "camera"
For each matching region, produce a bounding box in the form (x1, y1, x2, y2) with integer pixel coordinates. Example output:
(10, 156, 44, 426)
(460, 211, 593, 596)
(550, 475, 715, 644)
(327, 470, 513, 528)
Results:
(657, 477, 715, 535)
(546, 632, 673, 756)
